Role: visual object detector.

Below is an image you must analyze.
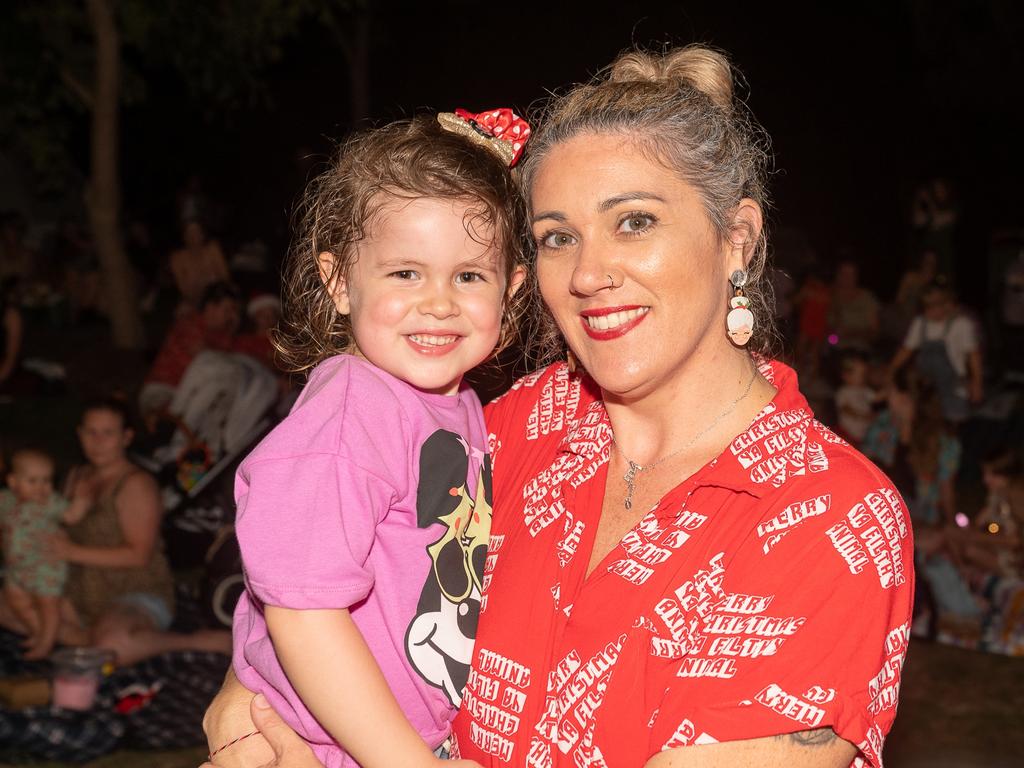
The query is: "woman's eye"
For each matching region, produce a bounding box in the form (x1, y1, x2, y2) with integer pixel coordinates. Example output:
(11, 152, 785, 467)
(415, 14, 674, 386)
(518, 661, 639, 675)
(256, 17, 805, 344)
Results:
(618, 213, 656, 234)
(539, 231, 576, 249)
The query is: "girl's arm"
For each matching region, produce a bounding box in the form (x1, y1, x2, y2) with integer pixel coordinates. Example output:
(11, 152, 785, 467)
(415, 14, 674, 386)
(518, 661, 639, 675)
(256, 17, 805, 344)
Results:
(54, 472, 160, 568)
(265, 606, 460, 768)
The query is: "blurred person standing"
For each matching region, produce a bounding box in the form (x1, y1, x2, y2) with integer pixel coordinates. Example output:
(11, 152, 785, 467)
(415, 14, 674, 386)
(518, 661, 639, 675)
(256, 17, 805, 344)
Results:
(794, 266, 831, 377)
(170, 219, 230, 313)
(889, 278, 982, 423)
(828, 259, 880, 353)
(1000, 247, 1024, 379)
(912, 178, 958, 282)
(883, 250, 938, 346)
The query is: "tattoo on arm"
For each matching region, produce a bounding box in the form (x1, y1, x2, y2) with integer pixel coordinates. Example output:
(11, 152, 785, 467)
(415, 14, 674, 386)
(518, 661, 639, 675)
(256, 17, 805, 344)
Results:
(780, 728, 838, 747)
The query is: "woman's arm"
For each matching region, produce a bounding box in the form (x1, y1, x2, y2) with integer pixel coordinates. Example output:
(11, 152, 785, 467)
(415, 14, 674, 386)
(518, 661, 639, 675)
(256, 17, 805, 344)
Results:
(264, 606, 462, 768)
(644, 730, 857, 768)
(0, 307, 23, 382)
(54, 472, 160, 568)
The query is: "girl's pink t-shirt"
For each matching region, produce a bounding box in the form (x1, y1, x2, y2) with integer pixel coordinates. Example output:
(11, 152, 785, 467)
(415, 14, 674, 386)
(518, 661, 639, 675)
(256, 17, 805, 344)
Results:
(232, 355, 492, 767)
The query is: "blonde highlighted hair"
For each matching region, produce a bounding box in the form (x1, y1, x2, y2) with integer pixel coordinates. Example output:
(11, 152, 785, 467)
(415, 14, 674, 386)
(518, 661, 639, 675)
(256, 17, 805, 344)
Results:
(519, 44, 776, 359)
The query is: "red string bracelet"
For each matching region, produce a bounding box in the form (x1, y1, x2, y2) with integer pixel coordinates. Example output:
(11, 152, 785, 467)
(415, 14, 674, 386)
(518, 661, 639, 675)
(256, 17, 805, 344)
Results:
(208, 730, 260, 760)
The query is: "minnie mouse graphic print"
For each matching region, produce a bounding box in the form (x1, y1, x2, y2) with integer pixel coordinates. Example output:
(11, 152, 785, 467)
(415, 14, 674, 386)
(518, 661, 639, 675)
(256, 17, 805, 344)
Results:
(451, 360, 913, 768)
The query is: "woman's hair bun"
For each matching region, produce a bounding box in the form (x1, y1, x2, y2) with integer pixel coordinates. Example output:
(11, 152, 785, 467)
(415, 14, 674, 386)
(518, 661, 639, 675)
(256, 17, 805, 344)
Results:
(608, 45, 734, 111)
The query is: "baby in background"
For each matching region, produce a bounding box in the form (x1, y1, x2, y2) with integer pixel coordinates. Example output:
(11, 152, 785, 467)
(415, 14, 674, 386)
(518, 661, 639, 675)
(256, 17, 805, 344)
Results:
(1, 449, 90, 658)
(835, 353, 879, 445)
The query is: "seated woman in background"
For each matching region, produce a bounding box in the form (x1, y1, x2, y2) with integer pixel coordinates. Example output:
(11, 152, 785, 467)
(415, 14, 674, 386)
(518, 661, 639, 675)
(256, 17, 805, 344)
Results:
(0, 398, 231, 664)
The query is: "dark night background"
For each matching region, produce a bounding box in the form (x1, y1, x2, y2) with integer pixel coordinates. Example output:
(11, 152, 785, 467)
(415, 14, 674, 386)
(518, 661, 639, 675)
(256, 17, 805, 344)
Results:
(7, 1, 1021, 303)
(134, 1, 1023, 305)
(1, 2, 1023, 766)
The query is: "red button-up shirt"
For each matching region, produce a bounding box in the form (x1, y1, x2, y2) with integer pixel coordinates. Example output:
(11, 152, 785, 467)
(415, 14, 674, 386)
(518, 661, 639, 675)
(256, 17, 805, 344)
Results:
(452, 360, 913, 768)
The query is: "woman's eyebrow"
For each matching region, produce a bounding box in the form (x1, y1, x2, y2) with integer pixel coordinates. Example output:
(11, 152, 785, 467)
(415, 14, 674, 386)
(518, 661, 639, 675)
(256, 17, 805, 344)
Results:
(531, 210, 566, 224)
(597, 192, 666, 212)
(532, 192, 666, 224)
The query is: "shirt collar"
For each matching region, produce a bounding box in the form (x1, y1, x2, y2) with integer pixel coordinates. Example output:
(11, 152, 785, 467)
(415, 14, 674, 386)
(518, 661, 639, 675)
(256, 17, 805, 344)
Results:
(557, 359, 816, 499)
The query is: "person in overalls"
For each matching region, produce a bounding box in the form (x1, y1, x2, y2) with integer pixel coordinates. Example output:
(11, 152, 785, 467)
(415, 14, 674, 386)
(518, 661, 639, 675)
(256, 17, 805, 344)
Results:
(889, 279, 983, 423)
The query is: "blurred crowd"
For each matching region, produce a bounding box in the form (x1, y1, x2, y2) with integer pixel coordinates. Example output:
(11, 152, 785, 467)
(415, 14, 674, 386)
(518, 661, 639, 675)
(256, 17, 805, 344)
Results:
(1, 174, 1024, 660)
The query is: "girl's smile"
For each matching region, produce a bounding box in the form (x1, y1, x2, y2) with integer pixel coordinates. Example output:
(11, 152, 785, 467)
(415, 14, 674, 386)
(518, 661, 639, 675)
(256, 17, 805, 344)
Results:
(327, 196, 524, 395)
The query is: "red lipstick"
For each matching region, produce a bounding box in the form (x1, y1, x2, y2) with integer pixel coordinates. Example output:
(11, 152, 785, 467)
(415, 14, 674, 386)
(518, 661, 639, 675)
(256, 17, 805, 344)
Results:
(578, 306, 649, 340)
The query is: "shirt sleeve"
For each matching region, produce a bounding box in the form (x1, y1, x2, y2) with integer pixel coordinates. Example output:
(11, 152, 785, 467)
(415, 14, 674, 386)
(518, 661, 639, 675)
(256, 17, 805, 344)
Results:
(901, 317, 923, 350)
(950, 316, 978, 355)
(235, 452, 395, 610)
(650, 460, 913, 768)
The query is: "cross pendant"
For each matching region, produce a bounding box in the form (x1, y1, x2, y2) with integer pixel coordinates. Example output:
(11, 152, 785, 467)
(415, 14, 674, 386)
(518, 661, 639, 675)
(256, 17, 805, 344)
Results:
(623, 460, 642, 510)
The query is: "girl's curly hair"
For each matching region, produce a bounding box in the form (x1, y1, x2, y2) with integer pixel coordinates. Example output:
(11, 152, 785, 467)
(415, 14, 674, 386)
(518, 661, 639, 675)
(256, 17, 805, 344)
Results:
(275, 115, 535, 375)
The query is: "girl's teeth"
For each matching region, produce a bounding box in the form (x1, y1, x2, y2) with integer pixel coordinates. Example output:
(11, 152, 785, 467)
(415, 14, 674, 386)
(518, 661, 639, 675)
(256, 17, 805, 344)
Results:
(410, 334, 457, 346)
(585, 307, 648, 330)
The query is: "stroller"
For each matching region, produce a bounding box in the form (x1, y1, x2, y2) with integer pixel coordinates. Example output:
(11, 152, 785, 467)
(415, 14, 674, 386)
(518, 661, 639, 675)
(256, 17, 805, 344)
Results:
(136, 350, 280, 629)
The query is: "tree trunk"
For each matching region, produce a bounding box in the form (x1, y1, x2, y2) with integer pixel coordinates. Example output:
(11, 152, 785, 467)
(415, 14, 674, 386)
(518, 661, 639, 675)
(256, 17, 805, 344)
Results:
(86, 0, 143, 349)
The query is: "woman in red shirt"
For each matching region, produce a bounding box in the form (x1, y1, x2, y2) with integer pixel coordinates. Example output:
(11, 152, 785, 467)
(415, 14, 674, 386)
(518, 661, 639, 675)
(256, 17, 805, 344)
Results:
(204, 45, 912, 768)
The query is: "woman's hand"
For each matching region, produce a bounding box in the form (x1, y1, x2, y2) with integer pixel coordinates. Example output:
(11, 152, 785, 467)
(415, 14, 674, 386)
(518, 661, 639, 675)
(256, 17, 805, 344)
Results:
(203, 690, 482, 768)
(47, 530, 75, 561)
(201, 693, 320, 768)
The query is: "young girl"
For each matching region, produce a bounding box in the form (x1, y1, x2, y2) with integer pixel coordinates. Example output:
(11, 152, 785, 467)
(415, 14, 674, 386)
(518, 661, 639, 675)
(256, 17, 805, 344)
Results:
(1, 448, 90, 659)
(219, 110, 531, 768)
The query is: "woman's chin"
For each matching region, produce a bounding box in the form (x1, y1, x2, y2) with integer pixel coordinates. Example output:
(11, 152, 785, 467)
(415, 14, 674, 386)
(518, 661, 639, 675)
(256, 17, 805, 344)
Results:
(582, 362, 656, 401)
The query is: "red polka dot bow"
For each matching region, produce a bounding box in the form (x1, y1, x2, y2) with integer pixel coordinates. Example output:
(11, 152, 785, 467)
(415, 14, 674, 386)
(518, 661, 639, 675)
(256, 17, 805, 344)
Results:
(437, 107, 532, 167)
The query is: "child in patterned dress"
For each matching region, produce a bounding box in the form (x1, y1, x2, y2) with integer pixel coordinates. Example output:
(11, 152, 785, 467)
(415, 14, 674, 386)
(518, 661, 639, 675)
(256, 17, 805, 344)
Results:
(1, 449, 90, 658)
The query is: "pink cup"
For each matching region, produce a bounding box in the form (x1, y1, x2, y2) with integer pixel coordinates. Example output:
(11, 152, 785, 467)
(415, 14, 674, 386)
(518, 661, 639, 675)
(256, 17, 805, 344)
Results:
(50, 648, 115, 711)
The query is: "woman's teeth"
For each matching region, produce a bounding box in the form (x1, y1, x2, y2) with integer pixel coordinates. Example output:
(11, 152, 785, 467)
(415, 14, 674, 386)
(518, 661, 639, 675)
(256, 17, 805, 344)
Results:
(584, 307, 649, 330)
(409, 334, 458, 346)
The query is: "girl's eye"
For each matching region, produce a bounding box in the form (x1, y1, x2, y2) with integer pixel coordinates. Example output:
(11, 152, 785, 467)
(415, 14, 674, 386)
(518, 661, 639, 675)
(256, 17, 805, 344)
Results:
(456, 271, 485, 284)
(539, 231, 576, 249)
(618, 212, 656, 235)
(390, 270, 418, 280)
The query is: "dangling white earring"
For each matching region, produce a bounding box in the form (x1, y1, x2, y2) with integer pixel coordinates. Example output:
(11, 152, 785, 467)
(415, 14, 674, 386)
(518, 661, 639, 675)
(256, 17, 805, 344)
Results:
(726, 269, 754, 347)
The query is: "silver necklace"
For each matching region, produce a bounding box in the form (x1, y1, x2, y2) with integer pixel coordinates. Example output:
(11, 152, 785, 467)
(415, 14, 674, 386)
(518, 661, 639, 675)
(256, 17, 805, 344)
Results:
(613, 366, 758, 510)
